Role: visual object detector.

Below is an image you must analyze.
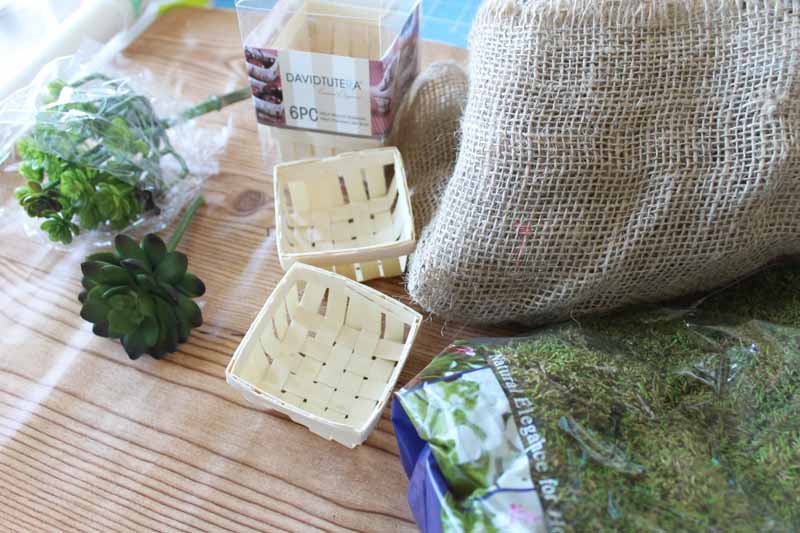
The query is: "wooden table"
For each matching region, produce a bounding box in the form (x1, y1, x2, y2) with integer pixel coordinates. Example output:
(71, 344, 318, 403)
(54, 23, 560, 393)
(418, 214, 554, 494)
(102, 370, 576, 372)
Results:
(0, 8, 519, 532)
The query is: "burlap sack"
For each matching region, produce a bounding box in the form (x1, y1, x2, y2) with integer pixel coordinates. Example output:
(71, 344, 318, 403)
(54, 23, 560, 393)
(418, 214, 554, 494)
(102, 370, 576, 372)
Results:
(406, 0, 800, 325)
(389, 61, 468, 233)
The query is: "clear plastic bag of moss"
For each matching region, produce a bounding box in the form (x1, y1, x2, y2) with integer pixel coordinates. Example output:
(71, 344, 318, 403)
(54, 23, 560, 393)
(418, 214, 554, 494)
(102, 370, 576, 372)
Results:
(393, 264, 800, 533)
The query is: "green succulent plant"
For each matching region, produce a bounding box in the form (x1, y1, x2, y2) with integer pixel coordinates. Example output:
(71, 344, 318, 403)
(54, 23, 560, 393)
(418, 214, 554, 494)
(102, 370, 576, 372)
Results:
(79, 196, 206, 360)
(13, 73, 250, 244)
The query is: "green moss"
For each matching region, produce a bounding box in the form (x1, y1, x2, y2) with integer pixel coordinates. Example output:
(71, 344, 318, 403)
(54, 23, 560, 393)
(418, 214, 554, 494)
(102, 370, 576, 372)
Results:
(398, 264, 800, 532)
(499, 263, 800, 531)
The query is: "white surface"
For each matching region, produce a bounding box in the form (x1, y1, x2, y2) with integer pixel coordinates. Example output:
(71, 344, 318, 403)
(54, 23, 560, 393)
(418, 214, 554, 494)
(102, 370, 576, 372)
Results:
(0, 0, 147, 100)
(0, 0, 81, 82)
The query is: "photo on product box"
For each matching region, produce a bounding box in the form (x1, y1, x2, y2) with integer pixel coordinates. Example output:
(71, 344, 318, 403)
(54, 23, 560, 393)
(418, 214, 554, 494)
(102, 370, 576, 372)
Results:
(245, 46, 286, 126)
(370, 2, 420, 135)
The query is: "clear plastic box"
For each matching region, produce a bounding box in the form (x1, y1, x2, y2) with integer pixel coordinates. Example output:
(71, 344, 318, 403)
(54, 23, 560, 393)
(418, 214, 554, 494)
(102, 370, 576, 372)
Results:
(236, 0, 421, 161)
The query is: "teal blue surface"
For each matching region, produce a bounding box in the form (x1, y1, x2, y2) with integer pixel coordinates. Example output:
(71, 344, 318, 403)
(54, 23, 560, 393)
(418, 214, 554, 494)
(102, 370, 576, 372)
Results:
(213, 0, 478, 48)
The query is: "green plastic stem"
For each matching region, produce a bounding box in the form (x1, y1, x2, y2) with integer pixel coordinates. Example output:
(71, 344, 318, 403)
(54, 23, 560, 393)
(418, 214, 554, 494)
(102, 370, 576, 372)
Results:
(162, 87, 251, 129)
(168, 196, 205, 252)
(69, 73, 112, 87)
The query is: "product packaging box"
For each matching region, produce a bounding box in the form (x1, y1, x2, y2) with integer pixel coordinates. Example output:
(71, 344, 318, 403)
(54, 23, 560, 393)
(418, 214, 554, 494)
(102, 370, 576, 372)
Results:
(236, 0, 421, 161)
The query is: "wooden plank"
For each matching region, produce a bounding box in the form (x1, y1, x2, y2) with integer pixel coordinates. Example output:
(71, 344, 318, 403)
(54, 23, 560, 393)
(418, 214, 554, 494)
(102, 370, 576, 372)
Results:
(0, 6, 490, 533)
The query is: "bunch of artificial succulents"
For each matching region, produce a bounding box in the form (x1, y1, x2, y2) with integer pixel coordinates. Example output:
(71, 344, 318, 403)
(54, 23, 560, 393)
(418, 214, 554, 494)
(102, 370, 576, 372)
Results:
(13, 73, 249, 244)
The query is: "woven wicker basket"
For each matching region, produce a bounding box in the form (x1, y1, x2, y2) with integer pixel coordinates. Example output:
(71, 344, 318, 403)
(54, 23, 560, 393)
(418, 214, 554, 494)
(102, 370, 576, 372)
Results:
(226, 263, 422, 448)
(274, 147, 416, 282)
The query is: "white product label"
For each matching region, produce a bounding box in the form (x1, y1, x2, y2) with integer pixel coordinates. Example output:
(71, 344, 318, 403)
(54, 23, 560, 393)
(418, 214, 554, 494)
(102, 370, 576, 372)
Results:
(279, 50, 373, 136)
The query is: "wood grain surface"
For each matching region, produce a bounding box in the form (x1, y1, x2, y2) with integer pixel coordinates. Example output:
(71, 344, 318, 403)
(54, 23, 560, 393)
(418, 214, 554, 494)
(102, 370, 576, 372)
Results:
(0, 8, 518, 532)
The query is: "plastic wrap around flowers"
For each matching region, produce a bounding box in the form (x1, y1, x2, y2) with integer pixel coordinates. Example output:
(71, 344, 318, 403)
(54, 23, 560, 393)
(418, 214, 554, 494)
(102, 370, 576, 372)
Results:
(4, 72, 249, 244)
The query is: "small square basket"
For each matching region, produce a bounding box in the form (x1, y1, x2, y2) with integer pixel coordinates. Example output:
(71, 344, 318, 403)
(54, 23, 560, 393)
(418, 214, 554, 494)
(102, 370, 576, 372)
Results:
(226, 263, 422, 448)
(274, 147, 416, 282)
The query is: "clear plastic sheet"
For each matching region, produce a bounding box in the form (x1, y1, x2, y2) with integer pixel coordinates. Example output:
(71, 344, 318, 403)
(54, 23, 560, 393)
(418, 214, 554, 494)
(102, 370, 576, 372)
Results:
(0, 9, 422, 532)
(394, 266, 800, 532)
(0, 51, 229, 248)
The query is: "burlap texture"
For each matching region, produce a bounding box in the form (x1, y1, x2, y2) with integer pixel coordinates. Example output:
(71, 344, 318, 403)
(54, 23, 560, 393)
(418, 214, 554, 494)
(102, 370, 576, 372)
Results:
(407, 0, 800, 325)
(390, 61, 468, 234)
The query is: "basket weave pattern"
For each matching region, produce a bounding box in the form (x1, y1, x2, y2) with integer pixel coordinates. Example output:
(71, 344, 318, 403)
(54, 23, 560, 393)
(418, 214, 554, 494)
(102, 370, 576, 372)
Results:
(390, 61, 469, 234)
(276, 148, 415, 281)
(227, 264, 421, 447)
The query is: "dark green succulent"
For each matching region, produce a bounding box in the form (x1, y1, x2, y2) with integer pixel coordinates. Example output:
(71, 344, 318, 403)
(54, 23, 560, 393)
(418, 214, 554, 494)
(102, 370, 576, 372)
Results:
(79, 196, 206, 360)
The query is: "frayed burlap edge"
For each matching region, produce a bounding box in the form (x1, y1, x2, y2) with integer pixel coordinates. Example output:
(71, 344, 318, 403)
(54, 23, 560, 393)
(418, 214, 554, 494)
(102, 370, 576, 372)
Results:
(389, 61, 469, 234)
(481, 0, 795, 28)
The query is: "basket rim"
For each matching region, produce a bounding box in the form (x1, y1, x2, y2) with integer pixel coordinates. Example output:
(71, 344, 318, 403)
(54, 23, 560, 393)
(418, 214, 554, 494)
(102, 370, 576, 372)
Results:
(225, 262, 423, 439)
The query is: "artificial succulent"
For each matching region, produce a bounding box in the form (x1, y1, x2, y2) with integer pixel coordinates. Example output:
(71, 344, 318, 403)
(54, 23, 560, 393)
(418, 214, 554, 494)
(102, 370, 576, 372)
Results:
(13, 73, 249, 244)
(79, 196, 206, 359)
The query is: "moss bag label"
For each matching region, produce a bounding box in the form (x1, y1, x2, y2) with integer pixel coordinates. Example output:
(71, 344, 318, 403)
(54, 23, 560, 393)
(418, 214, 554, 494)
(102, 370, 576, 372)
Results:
(392, 344, 551, 533)
(244, 2, 420, 138)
